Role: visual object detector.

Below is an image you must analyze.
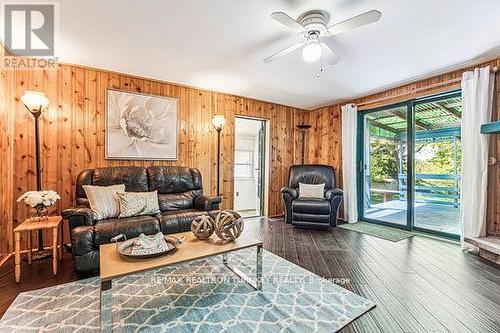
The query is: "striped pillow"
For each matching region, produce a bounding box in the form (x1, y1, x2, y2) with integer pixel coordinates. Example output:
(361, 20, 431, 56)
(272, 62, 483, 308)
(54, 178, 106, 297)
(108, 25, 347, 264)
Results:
(83, 184, 125, 220)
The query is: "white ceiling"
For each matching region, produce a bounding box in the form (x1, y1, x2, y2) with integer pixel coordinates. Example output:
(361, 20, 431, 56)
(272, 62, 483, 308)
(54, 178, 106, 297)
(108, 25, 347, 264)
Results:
(13, 0, 500, 109)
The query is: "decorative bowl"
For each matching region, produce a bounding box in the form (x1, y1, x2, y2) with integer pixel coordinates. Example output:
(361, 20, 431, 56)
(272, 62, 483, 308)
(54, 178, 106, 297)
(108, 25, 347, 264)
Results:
(111, 234, 185, 259)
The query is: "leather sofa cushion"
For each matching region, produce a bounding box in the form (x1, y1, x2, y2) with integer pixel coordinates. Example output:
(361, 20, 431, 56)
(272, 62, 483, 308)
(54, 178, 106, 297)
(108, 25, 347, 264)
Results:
(75, 166, 205, 205)
(148, 166, 202, 193)
(159, 209, 219, 234)
(292, 219, 330, 229)
(75, 169, 94, 206)
(292, 198, 331, 215)
(289, 165, 335, 191)
(158, 190, 200, 211)
(94, 215, 160, 245)
(292, 212, 330, 223)
(92, 166, 149, 192)
(73, 250, 99, 274)
(71, 226, 96, 256)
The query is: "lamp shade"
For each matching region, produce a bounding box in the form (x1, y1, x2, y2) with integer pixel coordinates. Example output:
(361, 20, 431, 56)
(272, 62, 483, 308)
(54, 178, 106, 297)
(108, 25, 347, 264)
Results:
(212, 115, 226, 130)
(302, 40, 322, 62)
(21, 91, 49, 113)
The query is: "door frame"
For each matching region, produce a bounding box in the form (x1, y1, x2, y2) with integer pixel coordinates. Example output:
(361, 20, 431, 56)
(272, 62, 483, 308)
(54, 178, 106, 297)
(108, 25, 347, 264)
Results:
(233, 116, 270, 217)
(356, 90, 462, 240)
(356, 100, 413, 231)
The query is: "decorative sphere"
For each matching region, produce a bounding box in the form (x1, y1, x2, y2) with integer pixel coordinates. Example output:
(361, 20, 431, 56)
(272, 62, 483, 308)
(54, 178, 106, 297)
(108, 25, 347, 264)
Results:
(191, 215, 215, 240)
(214, 211, 244, 241)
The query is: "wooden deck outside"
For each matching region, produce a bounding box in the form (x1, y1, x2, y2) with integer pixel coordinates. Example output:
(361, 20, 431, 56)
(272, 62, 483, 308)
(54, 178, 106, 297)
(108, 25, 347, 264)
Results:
(365, 200, 460, 235)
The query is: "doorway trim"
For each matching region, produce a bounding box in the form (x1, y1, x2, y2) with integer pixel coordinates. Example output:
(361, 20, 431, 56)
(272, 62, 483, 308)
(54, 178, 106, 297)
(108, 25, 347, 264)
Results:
(233, 115, 271, 217)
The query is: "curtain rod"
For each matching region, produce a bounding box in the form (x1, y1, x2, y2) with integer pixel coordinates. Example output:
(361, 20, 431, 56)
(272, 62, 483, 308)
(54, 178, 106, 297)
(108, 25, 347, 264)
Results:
(357, 66, 499, 109)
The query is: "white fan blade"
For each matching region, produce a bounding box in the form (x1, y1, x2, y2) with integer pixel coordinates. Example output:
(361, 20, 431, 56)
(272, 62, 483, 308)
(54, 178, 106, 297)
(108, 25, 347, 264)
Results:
(327, 10, 382, 36)
(263, 41, 304, 63)
(271, 12, 306, 32)
(320, 37, 340, 65)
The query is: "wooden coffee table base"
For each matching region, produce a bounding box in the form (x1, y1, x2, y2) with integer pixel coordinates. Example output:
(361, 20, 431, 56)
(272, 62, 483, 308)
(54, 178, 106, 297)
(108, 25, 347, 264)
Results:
(98, 232, 263, 332)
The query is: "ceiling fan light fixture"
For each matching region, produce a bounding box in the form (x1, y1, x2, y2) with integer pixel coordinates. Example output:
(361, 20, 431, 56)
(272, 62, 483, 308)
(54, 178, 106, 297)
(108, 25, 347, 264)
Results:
(302, 39, 322, 62)
(266, 9, 381, 65)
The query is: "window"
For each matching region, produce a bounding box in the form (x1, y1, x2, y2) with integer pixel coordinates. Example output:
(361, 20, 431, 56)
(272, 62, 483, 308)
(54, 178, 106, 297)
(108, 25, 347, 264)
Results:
(234, 150, 253, 178)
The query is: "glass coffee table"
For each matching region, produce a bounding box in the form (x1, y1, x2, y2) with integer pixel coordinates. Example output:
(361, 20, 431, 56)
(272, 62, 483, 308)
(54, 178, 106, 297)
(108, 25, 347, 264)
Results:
(99, 231, 263, 332)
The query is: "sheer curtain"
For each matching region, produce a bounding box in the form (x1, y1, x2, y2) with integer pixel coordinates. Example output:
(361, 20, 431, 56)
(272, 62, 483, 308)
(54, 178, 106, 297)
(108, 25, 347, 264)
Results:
(341, 104, 358, 223)
(460, 66, 494, 249)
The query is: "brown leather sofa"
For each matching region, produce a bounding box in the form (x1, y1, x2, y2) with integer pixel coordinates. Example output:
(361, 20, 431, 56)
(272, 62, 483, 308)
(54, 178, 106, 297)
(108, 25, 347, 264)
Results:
(62, 166, 223, 274)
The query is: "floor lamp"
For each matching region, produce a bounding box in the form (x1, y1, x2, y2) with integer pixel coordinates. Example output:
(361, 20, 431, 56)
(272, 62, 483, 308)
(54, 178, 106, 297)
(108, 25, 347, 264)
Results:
(212, 115, 226, 196)
(21, 91, 51, 261)
(296, 124, 312, 165)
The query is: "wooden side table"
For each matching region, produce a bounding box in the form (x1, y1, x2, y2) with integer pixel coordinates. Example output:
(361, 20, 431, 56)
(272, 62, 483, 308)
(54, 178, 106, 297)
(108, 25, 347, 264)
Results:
(13, 215, 63, 283)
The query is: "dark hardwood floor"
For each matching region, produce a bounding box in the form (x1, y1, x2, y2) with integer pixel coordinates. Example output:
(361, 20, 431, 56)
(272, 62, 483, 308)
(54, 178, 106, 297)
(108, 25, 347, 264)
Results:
(1, 217, 500, 333)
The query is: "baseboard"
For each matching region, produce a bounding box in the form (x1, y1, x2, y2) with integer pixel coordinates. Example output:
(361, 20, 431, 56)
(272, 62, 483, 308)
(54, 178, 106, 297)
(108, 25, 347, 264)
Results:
(0, 253, 13, 268)
(0, 246, 62, 270)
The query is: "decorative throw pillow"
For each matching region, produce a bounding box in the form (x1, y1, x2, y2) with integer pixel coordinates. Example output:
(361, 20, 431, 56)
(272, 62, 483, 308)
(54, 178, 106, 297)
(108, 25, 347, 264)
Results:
(82, 184, 125, 220)
(299, 183, 325, 199)
(117, 191, 160, 218)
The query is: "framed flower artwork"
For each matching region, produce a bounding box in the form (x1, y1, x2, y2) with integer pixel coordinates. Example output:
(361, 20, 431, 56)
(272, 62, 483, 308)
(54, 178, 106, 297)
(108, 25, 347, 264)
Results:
(106, 89, 178, 160)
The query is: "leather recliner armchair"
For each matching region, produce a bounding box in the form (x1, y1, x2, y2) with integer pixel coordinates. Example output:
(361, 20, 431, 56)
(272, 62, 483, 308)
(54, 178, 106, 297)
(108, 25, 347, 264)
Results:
(281, 165, 343, 229)
(62, 166, 224, 274)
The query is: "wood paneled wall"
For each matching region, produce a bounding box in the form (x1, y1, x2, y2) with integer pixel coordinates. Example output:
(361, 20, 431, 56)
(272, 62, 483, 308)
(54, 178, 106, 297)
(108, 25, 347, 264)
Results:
(0, 62, 305, 256)
(488, 62, 500, 236)
(0, 53, 15, 263)
(304, 58, 500, 235)
(3, 55, 499, 261)
(303, 105, 343, 185)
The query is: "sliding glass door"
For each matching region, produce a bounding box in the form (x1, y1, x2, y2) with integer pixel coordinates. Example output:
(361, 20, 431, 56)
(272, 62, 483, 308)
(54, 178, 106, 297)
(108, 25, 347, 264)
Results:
(358, 91, 462, 238)
(412, 95, 462, 235)
(362, 104, 409, 227)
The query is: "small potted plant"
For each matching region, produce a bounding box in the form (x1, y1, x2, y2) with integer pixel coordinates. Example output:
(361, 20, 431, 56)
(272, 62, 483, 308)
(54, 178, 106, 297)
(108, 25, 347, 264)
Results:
(17, 190, 61, 220)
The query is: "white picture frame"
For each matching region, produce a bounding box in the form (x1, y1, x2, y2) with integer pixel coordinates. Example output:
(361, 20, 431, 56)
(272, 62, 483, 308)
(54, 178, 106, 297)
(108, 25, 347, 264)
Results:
(105, 89, 178, 160)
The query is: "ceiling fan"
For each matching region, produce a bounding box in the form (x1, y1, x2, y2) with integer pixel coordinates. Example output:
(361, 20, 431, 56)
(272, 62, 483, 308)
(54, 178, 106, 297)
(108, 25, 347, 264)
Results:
(264, 9, 382, 65)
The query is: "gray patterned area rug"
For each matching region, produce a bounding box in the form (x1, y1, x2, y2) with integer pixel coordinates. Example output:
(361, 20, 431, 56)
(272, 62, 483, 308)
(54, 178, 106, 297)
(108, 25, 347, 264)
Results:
(0, 249, 375, 332)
